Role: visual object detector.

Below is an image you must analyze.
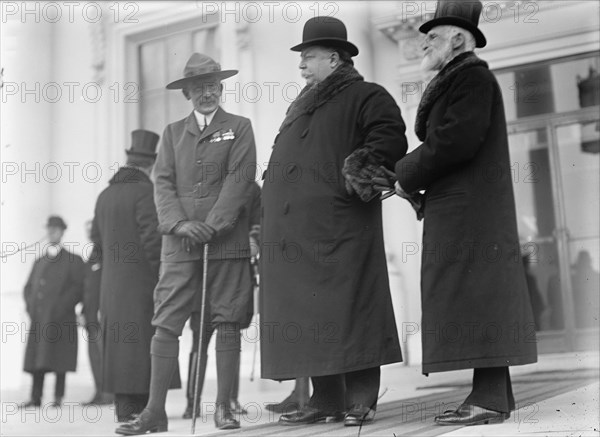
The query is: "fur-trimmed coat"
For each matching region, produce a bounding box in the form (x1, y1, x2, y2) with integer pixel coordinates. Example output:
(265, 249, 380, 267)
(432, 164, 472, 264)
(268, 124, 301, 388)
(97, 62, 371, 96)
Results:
(395, 52, 538, 374)
(260, 64, 407, 379)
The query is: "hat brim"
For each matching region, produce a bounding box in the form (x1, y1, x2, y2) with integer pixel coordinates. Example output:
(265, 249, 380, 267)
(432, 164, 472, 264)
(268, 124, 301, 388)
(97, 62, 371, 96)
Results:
(419, 17, 487, 48)
(166, 70, 238, 90)
(290, 38, 359, 57)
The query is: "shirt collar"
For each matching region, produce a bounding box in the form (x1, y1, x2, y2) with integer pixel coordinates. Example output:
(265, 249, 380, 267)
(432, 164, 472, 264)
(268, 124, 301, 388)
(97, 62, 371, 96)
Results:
(194, 108, 218, 130)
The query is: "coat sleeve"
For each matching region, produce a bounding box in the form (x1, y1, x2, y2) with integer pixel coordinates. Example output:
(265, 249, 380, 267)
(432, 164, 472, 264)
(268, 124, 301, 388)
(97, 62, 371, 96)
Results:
(358, 85, 408, 168)
(205, 119, 257, 237)
(153, 126, 189, 234)
(135, 185, 162, 276)
(395, 67, 495, 193)
(90, 208, 102, 262)
(23, 262, 37, 315)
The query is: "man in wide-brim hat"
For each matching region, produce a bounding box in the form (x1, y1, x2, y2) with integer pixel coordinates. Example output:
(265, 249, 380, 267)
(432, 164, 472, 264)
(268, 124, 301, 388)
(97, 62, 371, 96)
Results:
(384, 0, 538, 426)
(260, 16, 407, 427)
(116, 53, 256, 435)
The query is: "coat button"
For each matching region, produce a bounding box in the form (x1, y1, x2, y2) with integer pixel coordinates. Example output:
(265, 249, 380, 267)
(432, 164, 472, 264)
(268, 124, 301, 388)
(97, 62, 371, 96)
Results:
(196, 159, 202, 165)
(300, 128, 309, 138)
(283, 202, 290, 214)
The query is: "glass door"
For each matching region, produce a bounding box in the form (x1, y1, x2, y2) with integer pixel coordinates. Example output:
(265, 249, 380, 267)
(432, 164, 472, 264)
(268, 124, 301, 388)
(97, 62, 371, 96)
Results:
(508, 108, 600, 353)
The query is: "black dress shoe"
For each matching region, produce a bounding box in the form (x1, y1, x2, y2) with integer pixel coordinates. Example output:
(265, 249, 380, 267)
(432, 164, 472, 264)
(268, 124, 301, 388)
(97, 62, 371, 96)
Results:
(344, 405, 376, 426)
(230, 399, 248, 415)
(214, 402, 240, 430)
(50, 398, 62, 408)
(279, 406, 344, 426)
(182, 401, 201, 419)
(115, 409, 168, 435)
(434, 404, 508, 426)
(265, 389, 308, 413)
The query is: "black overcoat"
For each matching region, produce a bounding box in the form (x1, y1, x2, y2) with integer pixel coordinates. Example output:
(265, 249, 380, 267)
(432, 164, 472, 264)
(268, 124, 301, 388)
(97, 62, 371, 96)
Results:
(92, 167, 163, 393)
(261, 73, 406, 379)
(23, 250, 83, 373)
(396, 54, 538, 374)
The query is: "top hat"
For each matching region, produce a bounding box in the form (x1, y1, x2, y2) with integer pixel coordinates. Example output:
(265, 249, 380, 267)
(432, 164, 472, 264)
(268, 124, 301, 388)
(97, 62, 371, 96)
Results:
(46, 215, 67, 230)
(290, 16, 359, 57)
(419, 0, 487, 48)
(125, 129, 160, 158)
(166, 53, 238, 90)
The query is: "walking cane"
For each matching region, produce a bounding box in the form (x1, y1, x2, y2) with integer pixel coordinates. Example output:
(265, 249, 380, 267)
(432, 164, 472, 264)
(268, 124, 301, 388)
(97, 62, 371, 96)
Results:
(191, 244, 209, 435)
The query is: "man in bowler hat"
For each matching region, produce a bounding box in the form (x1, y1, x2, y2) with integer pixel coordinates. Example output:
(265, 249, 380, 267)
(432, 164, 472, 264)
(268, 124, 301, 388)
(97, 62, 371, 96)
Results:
(92, 130, 178, 421)
(260, 16, 406, 427)
(22, 216, 83, 408)
(116, 53, 256, 434)
(379, 0, 538, 425)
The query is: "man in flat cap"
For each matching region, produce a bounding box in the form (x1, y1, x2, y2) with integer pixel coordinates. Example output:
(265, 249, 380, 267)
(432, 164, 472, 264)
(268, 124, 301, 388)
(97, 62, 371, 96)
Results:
(260, 16, 407, 427)
(381, 0, 538, 426)
(117, 53, 256, 434)
(92, 130, 178, 422)
(21, 216, 83, 408)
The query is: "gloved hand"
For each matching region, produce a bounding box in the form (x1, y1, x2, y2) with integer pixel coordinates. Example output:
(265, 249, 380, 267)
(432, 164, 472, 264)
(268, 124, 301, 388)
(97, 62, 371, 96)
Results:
(173, 221, 216, 244)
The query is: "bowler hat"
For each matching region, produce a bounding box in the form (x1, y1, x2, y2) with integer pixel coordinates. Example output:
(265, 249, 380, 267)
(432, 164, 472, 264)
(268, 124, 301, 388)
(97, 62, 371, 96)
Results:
(419, 0, 487, 48)
(291, 16, 359, 57)
(166, 53, 238, 90)
(46, 215, 67, 230)
(125, 129, 159, 158)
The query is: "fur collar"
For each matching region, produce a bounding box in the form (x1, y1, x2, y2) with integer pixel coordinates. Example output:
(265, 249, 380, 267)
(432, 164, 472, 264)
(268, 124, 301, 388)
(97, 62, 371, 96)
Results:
(110, 166, 151, 184)
(415, 51, 488, 141)
(280, 63, 363, 131)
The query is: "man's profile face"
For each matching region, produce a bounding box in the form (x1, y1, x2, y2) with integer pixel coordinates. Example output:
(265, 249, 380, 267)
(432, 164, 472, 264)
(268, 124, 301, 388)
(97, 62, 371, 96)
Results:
(186, 79, 222, 114)
(421, 28, 453, 72)
(299, 46, 336, 86)
(47, 226, 64, 245)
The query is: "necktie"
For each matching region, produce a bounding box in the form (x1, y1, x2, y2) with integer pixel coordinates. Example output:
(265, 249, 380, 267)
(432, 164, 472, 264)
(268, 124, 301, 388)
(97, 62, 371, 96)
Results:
(202, 116, 208, 132)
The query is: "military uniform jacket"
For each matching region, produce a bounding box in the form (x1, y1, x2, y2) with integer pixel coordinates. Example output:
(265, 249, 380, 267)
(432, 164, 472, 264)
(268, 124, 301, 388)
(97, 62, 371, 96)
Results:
(153, 108, 257, 262)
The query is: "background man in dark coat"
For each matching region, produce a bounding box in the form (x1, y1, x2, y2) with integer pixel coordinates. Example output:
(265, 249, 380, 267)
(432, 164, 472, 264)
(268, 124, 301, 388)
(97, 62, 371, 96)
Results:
(116, 53, 256, 435)
(22, 215, 83, 408)
(92, 129, 176, 421)
(260, 17, 406, 427)
(391, 0, 538, 426)
(81, 220, 113, 406)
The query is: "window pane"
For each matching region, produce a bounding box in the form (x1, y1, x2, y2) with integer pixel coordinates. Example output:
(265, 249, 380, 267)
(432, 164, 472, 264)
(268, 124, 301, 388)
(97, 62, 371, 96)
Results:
(192, 27, 219, 60)
(139, 40, 166, 91)
(140, 90, 166, 133)
(166, 33, 192, 86)
(497, 72, 517, 123)
(551, 56, 600, 113)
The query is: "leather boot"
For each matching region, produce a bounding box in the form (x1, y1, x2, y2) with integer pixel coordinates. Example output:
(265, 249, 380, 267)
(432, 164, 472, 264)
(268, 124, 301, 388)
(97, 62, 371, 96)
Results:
(214, 402, 240, 430)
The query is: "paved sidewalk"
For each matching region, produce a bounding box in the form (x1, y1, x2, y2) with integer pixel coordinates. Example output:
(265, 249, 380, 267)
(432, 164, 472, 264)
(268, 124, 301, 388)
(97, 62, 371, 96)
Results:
(1, 352, 598, 436)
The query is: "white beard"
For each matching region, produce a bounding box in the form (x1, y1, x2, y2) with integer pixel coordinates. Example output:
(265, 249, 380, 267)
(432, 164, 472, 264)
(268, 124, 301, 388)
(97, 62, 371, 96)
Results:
(420, 41, 454, 73)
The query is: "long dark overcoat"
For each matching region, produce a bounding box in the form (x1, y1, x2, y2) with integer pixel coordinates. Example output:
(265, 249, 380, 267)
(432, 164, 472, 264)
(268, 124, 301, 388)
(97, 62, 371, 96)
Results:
(23, 250, 83, 373)
(396, 54, 538, 374)
(92, 167, 163, 394)
(260, 74, 407, 379)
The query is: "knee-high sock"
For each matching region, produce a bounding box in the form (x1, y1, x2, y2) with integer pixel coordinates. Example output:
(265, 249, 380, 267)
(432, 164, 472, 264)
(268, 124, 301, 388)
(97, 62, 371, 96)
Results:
(465, 367, 512, 413)
(229, 352, 241, 401)
(215, 323, 240, 405)
(187, 326, 212, 406)
(146, 328, 179, 415)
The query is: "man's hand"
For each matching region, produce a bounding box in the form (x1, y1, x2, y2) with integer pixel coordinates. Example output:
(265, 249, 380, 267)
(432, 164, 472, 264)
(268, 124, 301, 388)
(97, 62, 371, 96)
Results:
(394, 181, 411, 199)
(173, 221, 216, 244)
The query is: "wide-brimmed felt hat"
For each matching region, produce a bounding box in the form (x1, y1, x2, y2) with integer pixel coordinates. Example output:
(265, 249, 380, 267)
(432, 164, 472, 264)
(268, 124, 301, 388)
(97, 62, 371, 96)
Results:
(46, 215, 67, 230)
(125, 129, 159, 158)
(291, 16, 359, 57)
(419, 0, 487, 48)
(166, 53, 238, 90)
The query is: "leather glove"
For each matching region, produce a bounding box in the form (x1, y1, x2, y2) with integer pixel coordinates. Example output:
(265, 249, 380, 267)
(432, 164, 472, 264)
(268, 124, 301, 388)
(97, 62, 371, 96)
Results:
(173, 221, 216, 244)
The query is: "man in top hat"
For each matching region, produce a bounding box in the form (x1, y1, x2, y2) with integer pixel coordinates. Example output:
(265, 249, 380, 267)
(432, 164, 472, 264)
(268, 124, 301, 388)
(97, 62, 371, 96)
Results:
(116, 53, 256, 434)
(91, 130, 179, 421)
(260, 16, 406, 427)
(381, 0, 538, 426)
(22, 216, 84, 408)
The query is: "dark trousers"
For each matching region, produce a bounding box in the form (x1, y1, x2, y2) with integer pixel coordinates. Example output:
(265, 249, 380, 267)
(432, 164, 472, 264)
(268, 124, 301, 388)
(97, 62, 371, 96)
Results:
(115, 393, 150, 421)
(464, 367, 515, 413)
(85, 321, 103, 394)
(308, 367, 381, 412)
(31, 371, 65, 402)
